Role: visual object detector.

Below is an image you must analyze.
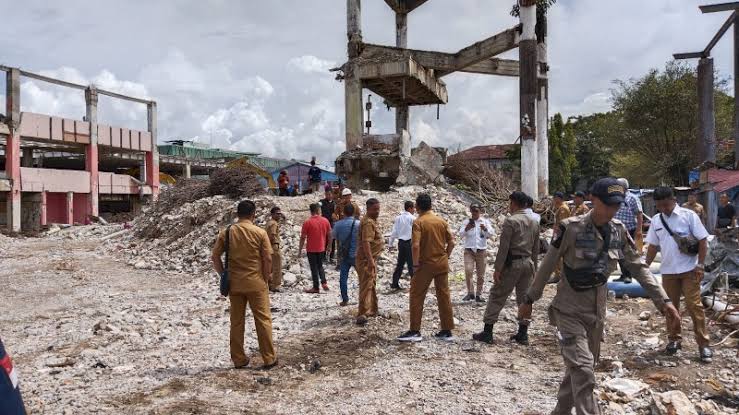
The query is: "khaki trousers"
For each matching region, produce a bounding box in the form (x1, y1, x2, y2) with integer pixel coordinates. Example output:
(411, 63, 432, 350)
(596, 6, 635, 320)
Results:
(483, 259, 534, 325)
(229, 290, 277, 367)
(269, 250, 282, 290)
(662, 271, 710, 347)
(551, 308, 603, 415)
(356, 257, 378, 317)
(463, 249, 487, 295)
(409, 265, 454, 332)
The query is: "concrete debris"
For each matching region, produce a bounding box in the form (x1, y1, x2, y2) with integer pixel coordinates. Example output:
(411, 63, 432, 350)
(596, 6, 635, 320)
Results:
(604, 378, 649, 399)
(651, 390, 698, 415)
(639, 311, 652, 321)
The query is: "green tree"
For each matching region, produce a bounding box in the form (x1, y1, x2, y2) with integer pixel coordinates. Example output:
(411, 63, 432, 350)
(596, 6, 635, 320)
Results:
(548, 113, 577, 193)
(569, 113, 615, 189)
(610, 61, 734, 186)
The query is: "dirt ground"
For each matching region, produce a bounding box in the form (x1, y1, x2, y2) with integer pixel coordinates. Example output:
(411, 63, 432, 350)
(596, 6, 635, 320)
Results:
(2, 235, 737, 414)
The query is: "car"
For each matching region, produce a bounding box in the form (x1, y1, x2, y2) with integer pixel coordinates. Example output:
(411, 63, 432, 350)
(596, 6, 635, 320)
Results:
(0, 338, 27, 414)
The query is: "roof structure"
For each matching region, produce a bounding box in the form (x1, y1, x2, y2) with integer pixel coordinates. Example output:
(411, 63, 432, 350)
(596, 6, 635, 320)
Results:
(448, 144, 518, 161)
(707, 168, 739, 192)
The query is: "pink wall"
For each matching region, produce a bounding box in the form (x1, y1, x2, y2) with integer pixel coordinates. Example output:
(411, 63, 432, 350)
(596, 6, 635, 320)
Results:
(46, 193, 67, 224)
(73, 193, 87, 224)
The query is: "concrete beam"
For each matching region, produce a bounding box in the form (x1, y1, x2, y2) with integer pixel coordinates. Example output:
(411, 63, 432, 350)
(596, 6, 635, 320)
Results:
(705, 11, 736, 55)
(395, 11, 410, 135)
(520, 0, 538, 199)
(146, 102, 160, 199)
(698, 57, 717, 163)
(673, 52, 705, 60)
(700, 2, 739, 13)
(383, 0, 429, 13)
(5, 68, 21, 232)
(452, 26, 520, 73)
(6, 68, 21, 127)
(85, 86, 99, 217)
(346, 0, 364, 150)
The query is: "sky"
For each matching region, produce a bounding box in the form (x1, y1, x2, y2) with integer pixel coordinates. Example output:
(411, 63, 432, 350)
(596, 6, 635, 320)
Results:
(1, 0, 737, 163)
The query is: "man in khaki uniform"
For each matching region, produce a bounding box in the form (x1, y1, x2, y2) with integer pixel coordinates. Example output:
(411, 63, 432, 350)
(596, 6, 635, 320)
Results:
(397, 193, 456, 342)
(473, 191, 539, 345)
(519, 178, 680, 415)
(212, 200, 278, 370)
(355, 198, 384, 325)
(333, 188, 361, 221)
(572, 191, 590, 216)
(682, 192, 706, 225)
(265, 206, 283, 292)
(551, 192, 572, 283)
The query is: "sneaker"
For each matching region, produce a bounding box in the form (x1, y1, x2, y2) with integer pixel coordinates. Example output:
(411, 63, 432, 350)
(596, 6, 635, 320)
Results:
(462, 293, 474, 302)
(475, 295, 485, 303)
(397, 330, 423, 342)
(472, 331, 494, 344)
(356, 315, 368, 326)
(304, 287, 320, 294)
(390, 284, 402, 291)
(699, 347, 713, 363)
(434, 330, 455, 342)
(322, 283, 330, 292)
(665, 340, 682, 355)
(339, 301, 348, 307)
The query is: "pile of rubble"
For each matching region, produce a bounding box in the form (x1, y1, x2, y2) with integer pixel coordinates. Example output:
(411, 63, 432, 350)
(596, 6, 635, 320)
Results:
(105, 185, 506, 282)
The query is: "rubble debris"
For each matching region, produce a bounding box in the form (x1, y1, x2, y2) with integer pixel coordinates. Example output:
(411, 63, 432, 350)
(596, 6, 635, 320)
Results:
(207, 166, 264, 199)
(639, 311, 652, 321)
(651, 390, 698, 415)
(604, 378, 649, 399)
(444, 157, 514, 217)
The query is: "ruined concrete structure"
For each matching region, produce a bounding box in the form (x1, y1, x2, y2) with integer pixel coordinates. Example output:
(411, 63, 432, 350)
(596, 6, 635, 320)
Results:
(336, 0, 549, 196)
(0, 66, 159, 233)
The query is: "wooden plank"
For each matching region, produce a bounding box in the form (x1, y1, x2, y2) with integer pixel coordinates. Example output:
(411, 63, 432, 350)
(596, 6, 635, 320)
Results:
(700, 2, 739, 13)
(705, 11, 737, 54)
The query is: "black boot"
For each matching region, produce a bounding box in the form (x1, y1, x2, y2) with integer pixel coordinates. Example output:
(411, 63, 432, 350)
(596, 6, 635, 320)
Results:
(472, 324, 494, 344)
(510, 324, 529, 345)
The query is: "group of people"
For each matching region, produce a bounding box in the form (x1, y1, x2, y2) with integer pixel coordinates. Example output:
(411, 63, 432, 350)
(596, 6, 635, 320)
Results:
(276, 157, 328, 197)
(212, 177, 717, 415)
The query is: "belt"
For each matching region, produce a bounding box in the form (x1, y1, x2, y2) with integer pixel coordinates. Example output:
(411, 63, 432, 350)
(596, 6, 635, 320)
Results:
(399, 239, 411, 243)
(465, 248, 486, 252)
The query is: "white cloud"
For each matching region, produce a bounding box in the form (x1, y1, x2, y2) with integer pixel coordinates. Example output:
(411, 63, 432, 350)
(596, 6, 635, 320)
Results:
(287, 55, 337, 74)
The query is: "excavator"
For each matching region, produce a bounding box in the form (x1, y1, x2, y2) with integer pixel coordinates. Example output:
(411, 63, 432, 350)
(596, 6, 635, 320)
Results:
(123, 167, 177, 186)
(225, 156, 278, 190)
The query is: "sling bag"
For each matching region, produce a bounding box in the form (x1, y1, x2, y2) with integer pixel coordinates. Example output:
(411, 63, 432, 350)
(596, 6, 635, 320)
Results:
(338, 219, 356, 264)
(219, 225, 232, 296)
(659, 213, 699, 256)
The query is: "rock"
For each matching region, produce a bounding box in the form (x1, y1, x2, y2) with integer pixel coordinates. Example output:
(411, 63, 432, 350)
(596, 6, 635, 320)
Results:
(651, 390, 698, 415)
(134, 261, 148, 270)
(639, 311, 652, 321)
(694, 400, 721, 415)
(45, 357, 76, 368)
(256, 376, 272, 385)
(604, 378, 649, 399)
(309, 359, 321, 373)
(282, 272, 298, 286)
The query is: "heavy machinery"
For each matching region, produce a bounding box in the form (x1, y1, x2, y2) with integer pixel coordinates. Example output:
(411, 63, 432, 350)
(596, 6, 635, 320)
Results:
(226, 157, 277, 190)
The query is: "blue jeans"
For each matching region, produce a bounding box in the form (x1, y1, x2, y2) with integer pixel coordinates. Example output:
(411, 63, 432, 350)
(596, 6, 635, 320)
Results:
(339, 257, 356, 303)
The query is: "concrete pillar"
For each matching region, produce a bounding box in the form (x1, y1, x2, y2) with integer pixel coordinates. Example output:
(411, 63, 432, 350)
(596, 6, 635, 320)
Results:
(66, 191, 74, 225)
(183, 162, 191, 179)
(345, 0, 364, 150)
(735, 17, 739, 168)
(40, 191, 47, 227)
(519, 0, 538, 199)
(698, 58, 716, 163)
(21, 148, 34, 167)
(5, 68, 21, 233)
(146, 102, 160, 200)
(395, 12, 410, 136)
(85, 86, 99, 217)
(536, 14, 549, 197)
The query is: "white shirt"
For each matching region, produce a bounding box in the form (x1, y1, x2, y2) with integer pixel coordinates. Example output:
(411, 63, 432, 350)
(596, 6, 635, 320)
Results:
(645, 206, 709, 275)
(390, 211, 415, 245)
(457, 217, 494, 251)
(524, 208, 541, 224)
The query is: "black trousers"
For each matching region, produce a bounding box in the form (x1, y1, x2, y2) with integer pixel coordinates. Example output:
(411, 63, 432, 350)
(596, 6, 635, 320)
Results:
(618, 228, 638, 279)
(392, 239, 414, 286)
(324, 239, 336, 261)
(307, 252, 327, 288)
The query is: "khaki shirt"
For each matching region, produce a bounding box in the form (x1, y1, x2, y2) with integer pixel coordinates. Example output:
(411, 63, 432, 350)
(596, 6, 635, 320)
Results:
(265, 219, 280, 253)
(334, 199, 361, 221)
(412, 211, 454, 273)
(573, 203, 590, 216)
(213, 219, 273, 293)
(682, 202, 705, 223)
(356, 216, 384, 261)
(527, 211, 668, 320)
(493, 210, 540, 272)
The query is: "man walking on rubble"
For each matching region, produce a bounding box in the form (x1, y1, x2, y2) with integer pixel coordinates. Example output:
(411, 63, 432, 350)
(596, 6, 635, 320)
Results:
(355, 198, 385, 325)
(299, 203, 332, 293)
(398, 193, 456, 342)
(320, 187, 337, 264)
(308, 157, 322, 193)
(332, 203, 361, 306)
(265, 206, 283, 293)
(645, 186, 713, 363)
(472, 192, 538, 345)
(458, 203, 494, 303)
(389, 201, 416, 290)
(614, 177, 643, 284)
(212, 200, 278, 370)
(519, 178, 681, 414)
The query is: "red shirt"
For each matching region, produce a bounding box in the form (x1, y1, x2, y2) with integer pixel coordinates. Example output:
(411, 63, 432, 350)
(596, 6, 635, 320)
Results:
(301, 215, 331, 253)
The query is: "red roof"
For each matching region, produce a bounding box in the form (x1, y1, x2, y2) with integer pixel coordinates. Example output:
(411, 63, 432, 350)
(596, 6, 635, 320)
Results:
(448, 144, 518, 161)
(707, 168, 739, 192)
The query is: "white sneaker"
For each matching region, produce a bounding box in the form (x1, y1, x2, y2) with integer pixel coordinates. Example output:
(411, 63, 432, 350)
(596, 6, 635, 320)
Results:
(397, 330, 423, 342)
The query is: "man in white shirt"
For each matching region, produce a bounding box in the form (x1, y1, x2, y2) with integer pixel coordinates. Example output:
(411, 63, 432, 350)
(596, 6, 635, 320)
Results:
(458, 203, 494, 302)
(389, 201, 416, 290)
(523, 194, 541, 224)
(645, 186, 712, 363)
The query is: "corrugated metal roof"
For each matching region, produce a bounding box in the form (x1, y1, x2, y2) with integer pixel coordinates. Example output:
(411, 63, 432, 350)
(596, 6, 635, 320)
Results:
(448, 144, 518, 161)
(707, 168, 739, 192)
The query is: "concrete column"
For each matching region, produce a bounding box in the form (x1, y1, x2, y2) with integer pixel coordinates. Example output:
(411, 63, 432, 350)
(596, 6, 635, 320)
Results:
(519, 0, 538, 199)
(5, 68, 21, 233)
(735, 17, 739, 168)
(40, 191, 47, 227)
(66, 191, 74, 225)
(85, 86, 99, 217)
(21, 148, 34, 167)
(536, 14, 549, 197)
(395, 12, 410, 136)
(183, 162, 191, 179)
(146, 102, 160, 200)
(345, 0, 364, 150)
(697, 58, 716, 163)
